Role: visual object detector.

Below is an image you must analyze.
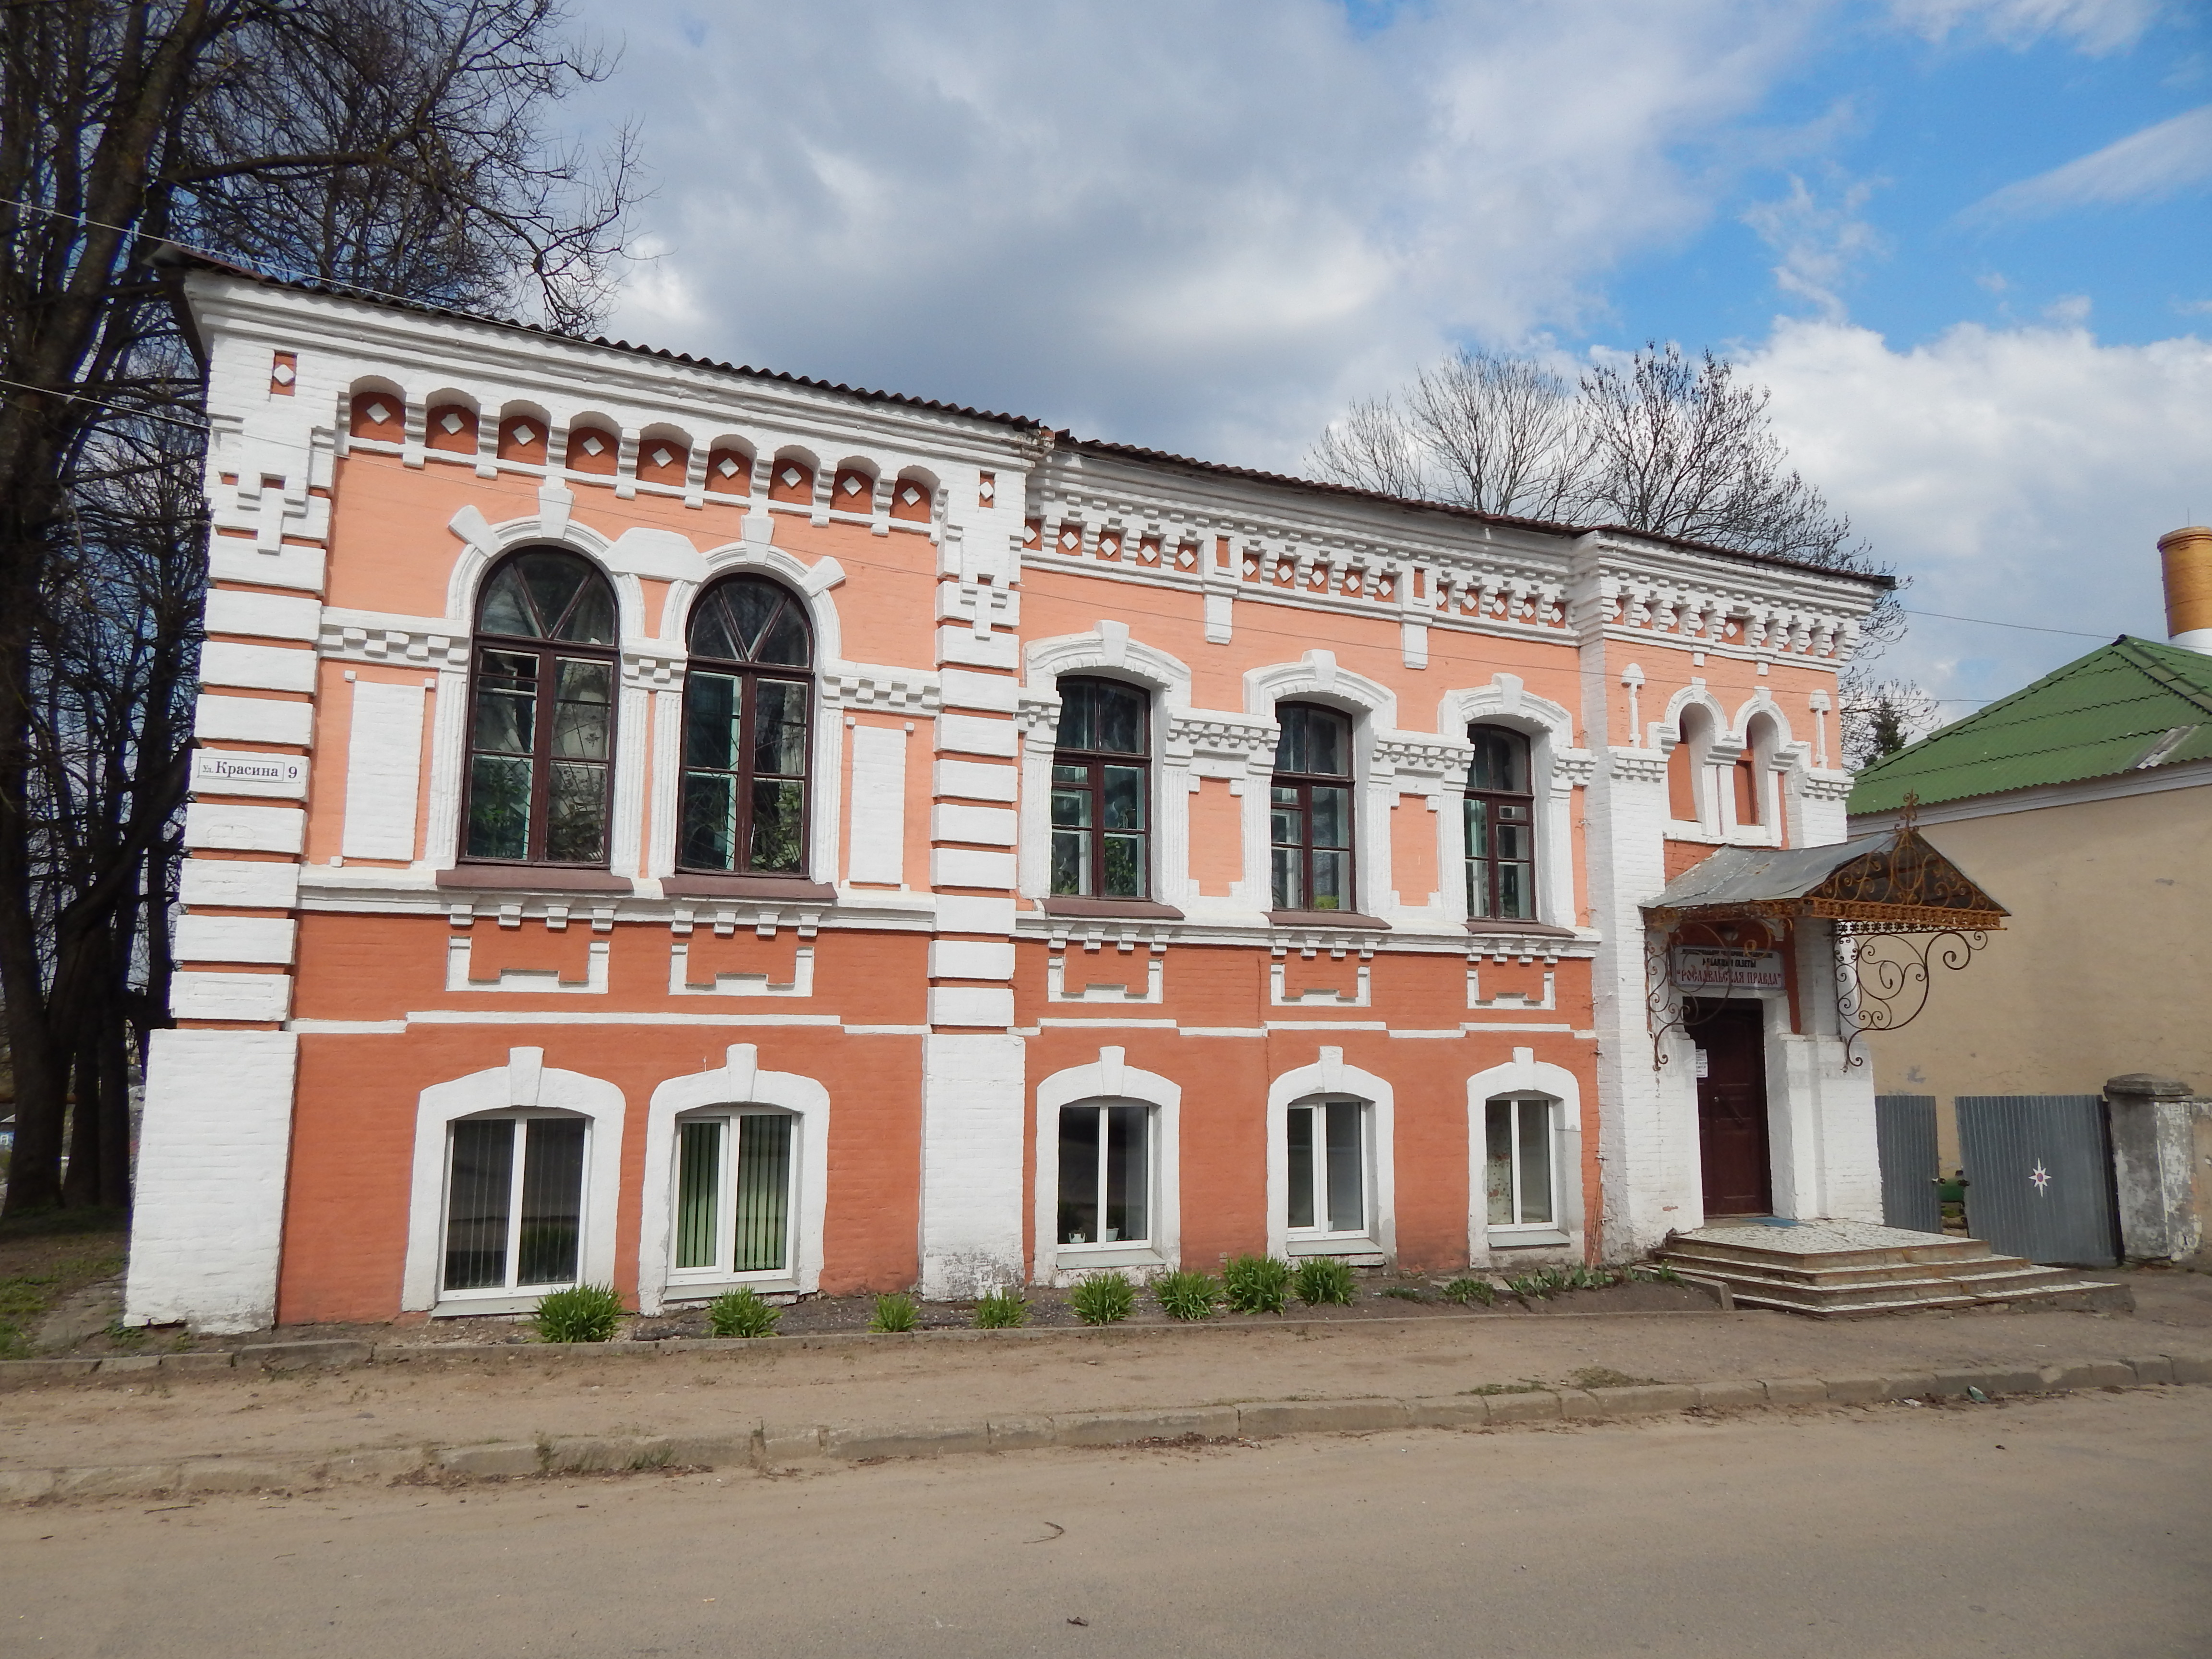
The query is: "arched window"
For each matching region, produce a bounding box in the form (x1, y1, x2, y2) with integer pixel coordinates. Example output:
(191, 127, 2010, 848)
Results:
(462, 549, 618, 866)
(1051, 677, 1150, 899)
(1465, 725, 1536, 921)
(679, 576, 813, 875)
(1270, 702, 1355, 912)
(1668, 704, 1712, 824)
(1736, 714, 1778, 834)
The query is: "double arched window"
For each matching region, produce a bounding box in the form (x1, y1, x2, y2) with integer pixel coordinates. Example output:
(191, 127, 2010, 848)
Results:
(1269, 702, 1355, 913)
(1464, 725, 1535, 921)
(679, 576, 814, 875)
(462, 549, 619, 866)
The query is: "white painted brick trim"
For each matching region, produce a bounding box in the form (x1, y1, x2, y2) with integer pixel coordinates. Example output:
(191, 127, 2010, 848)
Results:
(175, 915, 298, 966)
(199, 640, 318, 695)
(184, 803, 305, 854)
(205, 588, 323, 642)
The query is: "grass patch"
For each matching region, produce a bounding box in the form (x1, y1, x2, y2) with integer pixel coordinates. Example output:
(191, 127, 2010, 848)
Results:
(0, 1243, 129, 1358)
(1221, 1254, 1292, 1316)
(1567, 1366, 1663, 1390)
(1441, 1276, 1495, 1307)
(705, 1287, 781, 1339)
(1292, 1256, 1357, 1307)
(973, 1287, 1028, 1330)
(1070, 1271, 1135, 1326)
(1379, 1285, 1428, 1304)
(1501, 1262, 1683, 1300)
(532, 1284, 625, 1343)
(1153, 1270, 1221, 1322)
(1459, 1380, 1547, 1396)
(868, 1292, 919, 1333)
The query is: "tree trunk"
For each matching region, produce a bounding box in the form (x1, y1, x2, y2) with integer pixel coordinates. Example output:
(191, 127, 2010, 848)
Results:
(61, 1019, 103, 1209)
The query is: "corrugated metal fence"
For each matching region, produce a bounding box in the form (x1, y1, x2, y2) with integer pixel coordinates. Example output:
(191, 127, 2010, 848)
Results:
(1875, 1094, 1941, 1233)
(1956, 1095, 2120, 1268)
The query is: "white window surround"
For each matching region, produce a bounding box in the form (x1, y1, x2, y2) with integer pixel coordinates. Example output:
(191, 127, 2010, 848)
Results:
(1020, 627, 1194, 909)
(1729, 695, 1812, 850)
(1265, 1048, 1395, 1263)
(1465, 1048, 1585, 1264)
(1437, 676, 1586, 929)
(401, 1047, 625, 1314)
(1032, 1046, 1181, 1284)
(1243, 654, 1395, 918)
(636, 1044, 830, 1312)
(1657, 684, 1729, 839)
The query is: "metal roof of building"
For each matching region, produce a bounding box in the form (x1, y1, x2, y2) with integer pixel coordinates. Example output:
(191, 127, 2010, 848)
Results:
(1848, 635, 2212, 816)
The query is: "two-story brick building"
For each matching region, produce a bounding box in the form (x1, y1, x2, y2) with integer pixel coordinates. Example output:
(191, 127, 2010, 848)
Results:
(124, 260, 1891, 1332)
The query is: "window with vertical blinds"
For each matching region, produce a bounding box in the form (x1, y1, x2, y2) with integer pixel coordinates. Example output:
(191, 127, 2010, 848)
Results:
(669, 1111, 796, 1280)
(440, 1114, 587, 1295)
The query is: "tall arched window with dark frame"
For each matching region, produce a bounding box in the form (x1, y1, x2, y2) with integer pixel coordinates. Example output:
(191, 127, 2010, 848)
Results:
(1270, 702, 1355, 913)
(679, 576, 815, 876)
(1465, 725, 1536, 921)
(461, 549, 619, 866)
(1050, 677, 1150, 899)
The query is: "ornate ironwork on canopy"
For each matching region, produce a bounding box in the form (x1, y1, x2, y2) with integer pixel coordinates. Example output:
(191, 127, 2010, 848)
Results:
(1641, 810, 2007, 1070)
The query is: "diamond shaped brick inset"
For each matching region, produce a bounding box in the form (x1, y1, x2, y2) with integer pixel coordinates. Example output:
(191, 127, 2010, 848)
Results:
(1060, 528, 1079, 550)
(439, 410, 464, 434)
(650, 446, 673, 468)
(271, 363, 296, 385)
(511, 423, 536, 445)
(841, 474, 864, 496)
(580, 433, 604, 456)
(900, 485, 921, 505)
(780, 466, 802, 488)
(717, 456, 740, 478)
(363, 401, 391, 425)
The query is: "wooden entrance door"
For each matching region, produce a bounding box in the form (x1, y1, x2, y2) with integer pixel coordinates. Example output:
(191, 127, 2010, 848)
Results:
(1690, 998, 1772, 1216)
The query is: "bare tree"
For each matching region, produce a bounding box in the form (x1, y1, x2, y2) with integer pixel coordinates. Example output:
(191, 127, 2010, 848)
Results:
(1839, 679, 1941, 771)
(0, 0, 637, 1215)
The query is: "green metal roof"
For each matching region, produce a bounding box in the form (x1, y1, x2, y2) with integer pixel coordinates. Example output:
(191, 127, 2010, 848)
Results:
(1849, 636, 2212, 815)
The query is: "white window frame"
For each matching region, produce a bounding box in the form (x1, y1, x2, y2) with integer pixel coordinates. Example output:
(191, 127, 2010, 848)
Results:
(1051, 1099, 1159, 1261)
(1033, 1047, 1182, 1283)
(402, 1048, 625, 1316)
(437, 1109, 592, 1302)
(1282, 1096, 1374, 1254)
(1464, 1049, 1584, 1263)
(1482, 1094, 1561, 1236)
(664, 1106, 802, 1289)
(1264, 1048, 1395, 1265)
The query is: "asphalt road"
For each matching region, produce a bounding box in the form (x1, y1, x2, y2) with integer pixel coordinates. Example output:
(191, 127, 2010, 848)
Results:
(5, 1387, 2207, 1658)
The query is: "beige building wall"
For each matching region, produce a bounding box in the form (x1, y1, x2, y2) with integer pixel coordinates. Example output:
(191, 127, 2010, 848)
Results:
(1866, 784, 2212, 1171)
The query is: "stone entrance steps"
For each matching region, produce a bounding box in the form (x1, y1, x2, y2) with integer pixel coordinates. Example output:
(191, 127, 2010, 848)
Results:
(1654, 1221, 2125, 1318)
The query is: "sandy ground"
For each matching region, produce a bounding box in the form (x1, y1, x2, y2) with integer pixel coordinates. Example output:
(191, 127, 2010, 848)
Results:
(4, 1269, 2206, 1473)
(3, 1387, 2206, 1658)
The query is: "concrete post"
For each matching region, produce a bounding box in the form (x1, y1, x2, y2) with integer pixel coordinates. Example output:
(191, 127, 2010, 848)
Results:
(2104, 1073, 2211, 1265)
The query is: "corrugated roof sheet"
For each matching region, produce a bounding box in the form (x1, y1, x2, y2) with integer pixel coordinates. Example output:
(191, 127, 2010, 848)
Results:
(1848, 635, 2212, 815)
(1647, 838, 1879, 911)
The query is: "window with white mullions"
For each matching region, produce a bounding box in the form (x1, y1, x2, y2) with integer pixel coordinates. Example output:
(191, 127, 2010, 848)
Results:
(1465, 725, 1536, 921)
(1056, 1102, 1152, 1248)
(441, 1114, 588, 1295)
(670, 1111, 797, 1279)
(1484, 1096, 1557, 1230)
(1270, 702, 1355, 912)
(1286, 1098, 1367, 1239)
(1050, 678, 1150, 899)
(462, 549, 619, 866)
(679, 576, 813, 875)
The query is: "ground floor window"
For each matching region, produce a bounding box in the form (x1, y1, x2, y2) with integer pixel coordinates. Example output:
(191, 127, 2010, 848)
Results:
(442, 1113, 587, 1294)
(1286, 1098, 1368, 1239)
(1057, 1102, 1151, 1249)
(1484, 1095, 1556, 1230)
(671, 1110, 796, 1278)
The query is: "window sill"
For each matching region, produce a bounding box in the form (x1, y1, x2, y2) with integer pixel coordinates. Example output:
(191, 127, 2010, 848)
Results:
(1465, 919, 1579, 940)
(1286, 1235, 1384, 1262)
(1267, 910, 1391, 930)
(660, 1277, 803, 1302)
(1040, 896, 1186, 920)
(431, 1292, 565, 1317)
(661, 874, 836, 902)
(1053, 1245, 1165, 1271)
(1489, 1229, 1572, 1249)
(437, 865, 633, 894)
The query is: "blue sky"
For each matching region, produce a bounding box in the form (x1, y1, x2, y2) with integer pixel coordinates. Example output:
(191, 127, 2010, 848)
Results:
(569, 0, 2212, 718)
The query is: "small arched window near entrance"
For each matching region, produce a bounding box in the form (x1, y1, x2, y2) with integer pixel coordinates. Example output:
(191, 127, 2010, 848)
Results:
(1465, 725, 1535, 920)
(679, 575, 814, 875)
(462, 549, 619, 866)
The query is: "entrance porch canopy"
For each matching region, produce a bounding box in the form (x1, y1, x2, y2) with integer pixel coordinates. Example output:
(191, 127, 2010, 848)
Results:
(1646, 826, 2008, 933)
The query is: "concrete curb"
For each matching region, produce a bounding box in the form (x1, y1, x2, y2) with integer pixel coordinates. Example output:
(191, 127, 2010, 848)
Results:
(3, 1351, 2205, 1504)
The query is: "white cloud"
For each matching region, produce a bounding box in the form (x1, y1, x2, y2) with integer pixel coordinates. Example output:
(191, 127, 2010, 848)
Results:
(577, 0, 1826, 466)
(1742, 173, 1887, 321)
(1887, 0, 2167, 54)
(1752, 317, 2212, 705)
(1964, 104, 2212, 222)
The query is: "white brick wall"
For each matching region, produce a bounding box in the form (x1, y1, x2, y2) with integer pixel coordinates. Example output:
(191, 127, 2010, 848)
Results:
(124, 1030, 299, 1333)
(931, 804, 1017, 847)
(340, 680, 426, 860)
(931, 848, 1015, 889)
(936, 894, 1017, 933)
(928, 940, 1016, 980)
(927, 986, 1015, 1027)
(199, 641, 317, 694)
(179, 859, 300, 909)
(195, 694, 314, 746)
(204, 588, 322, 641)
(932, 759, 1018, 802)
(936, 714, 1018, 757)
(174, 915, 297, 965)
(846, 724, 907, 884)
(183, 803, 304, 854)
(919, 1033, 1026, 1297)
(171, 971, 293, 1022)
(938, 668, 1019, 712)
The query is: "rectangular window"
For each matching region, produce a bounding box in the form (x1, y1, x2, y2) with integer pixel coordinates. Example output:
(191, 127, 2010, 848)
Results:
(1286, 1099, 1366, 1238)
(1270, 704, 1356, 913)
(1051, 679, 1150, 899)
(1057, 1103, 1151, 1248)
(670, 1112, 795, 1279)
(1484, 1097, 1556, 1229)
(441, 1116, 587, 1296)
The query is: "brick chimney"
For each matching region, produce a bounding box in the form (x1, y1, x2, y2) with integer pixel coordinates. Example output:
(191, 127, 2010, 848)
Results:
(2160, 526, 2212, 653)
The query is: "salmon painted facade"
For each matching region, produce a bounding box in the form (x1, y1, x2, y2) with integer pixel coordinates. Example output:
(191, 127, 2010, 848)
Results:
(124, 266, 1890, 1333)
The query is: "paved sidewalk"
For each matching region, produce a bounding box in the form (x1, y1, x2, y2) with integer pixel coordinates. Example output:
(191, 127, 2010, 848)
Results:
(3, 1272, 2209, 1499)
